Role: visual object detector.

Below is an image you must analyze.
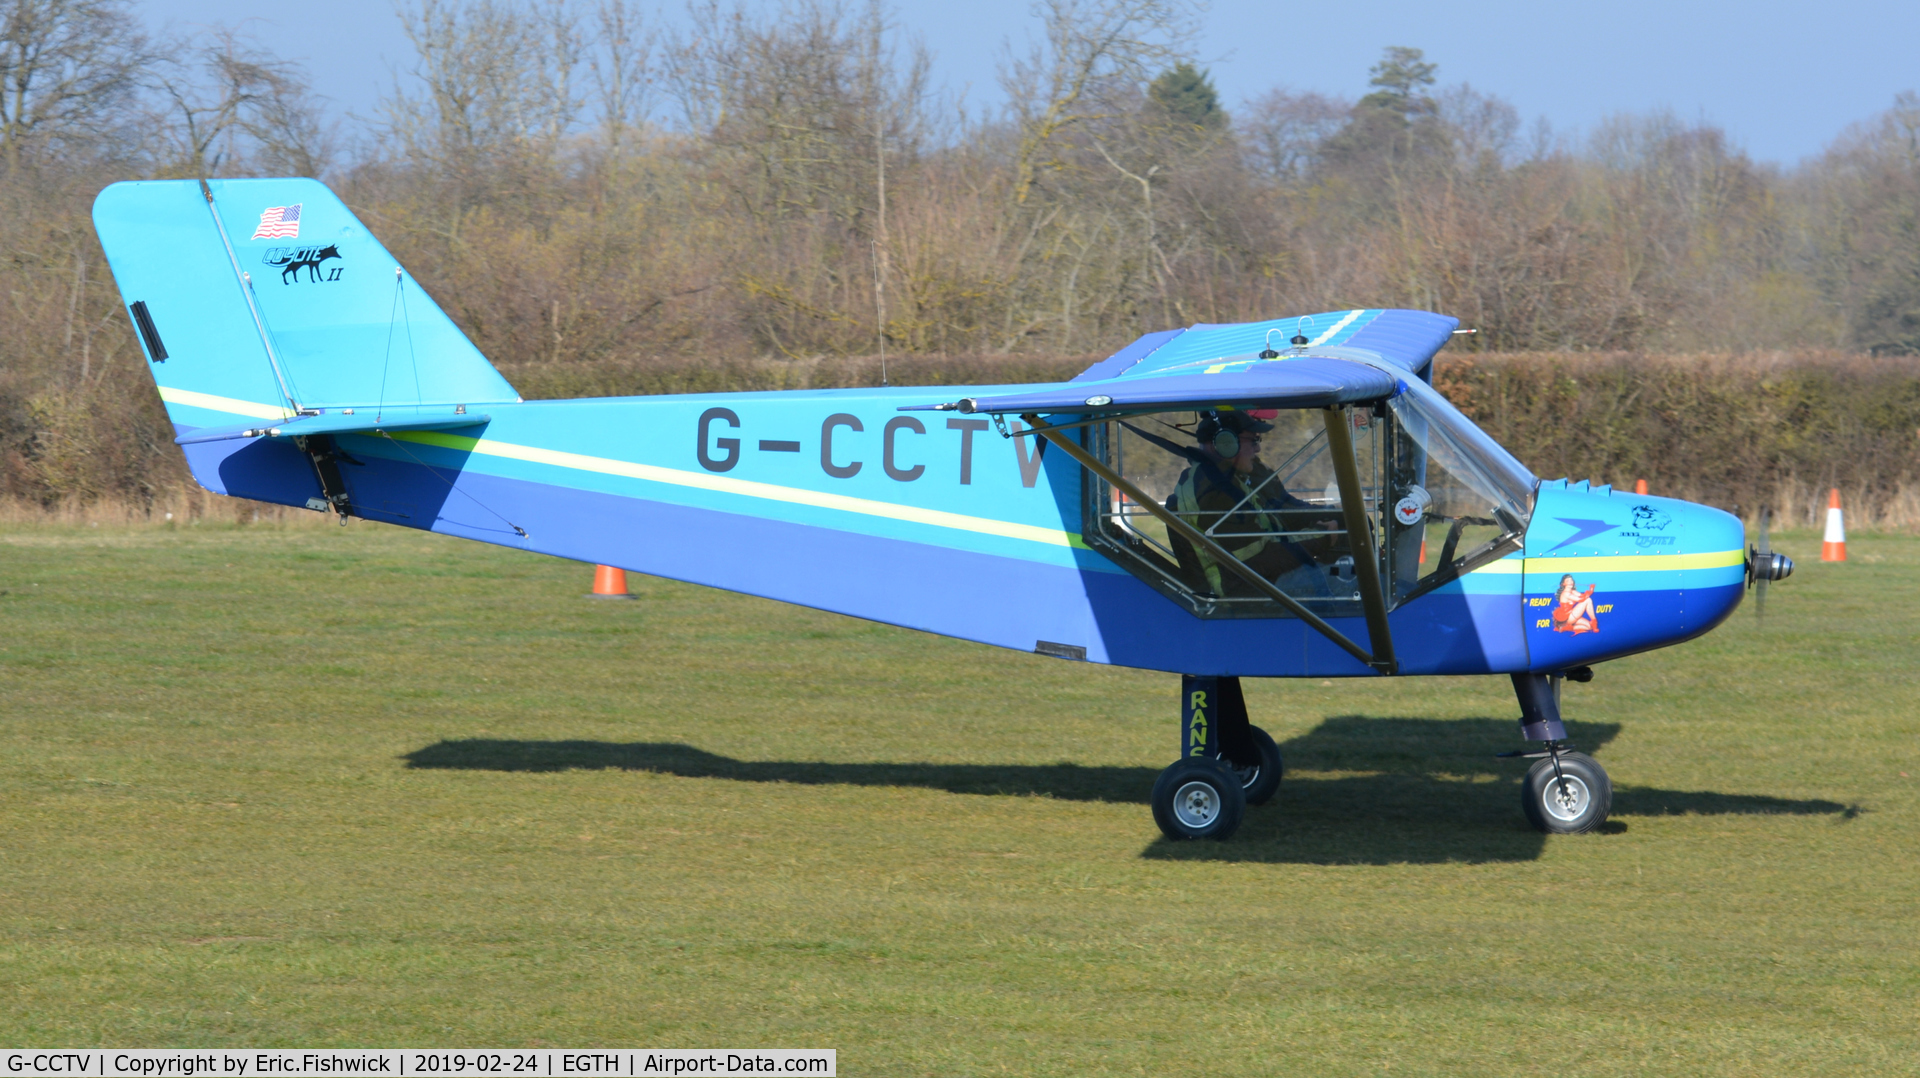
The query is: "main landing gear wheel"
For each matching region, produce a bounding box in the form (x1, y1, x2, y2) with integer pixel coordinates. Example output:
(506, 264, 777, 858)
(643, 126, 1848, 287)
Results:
(1151, 758, 1246, 840)
(1215, 724, 1283, 806)
(1522, 752, 1612, 834)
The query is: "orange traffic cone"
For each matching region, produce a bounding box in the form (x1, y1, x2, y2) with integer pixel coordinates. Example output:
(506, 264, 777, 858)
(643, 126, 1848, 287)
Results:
(1821, 488, 1846, 562)
(1634, 479, 1648, 495)
(589, 564, 635, 598)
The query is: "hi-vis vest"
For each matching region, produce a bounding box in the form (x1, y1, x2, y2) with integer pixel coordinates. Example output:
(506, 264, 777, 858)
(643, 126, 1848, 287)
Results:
(1174, 465, 1279, 595)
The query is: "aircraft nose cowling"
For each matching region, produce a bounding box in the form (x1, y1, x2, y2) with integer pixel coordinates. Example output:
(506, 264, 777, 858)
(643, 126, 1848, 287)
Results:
(1524, 482, 1751, 667)
(1681, 501, 1748, 638)
(1692, 502, 1744, 557)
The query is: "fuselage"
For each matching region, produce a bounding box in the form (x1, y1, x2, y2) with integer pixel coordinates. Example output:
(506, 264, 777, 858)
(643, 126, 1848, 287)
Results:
(166, 384, 1746, 678)
(92, 177, 1748, 678)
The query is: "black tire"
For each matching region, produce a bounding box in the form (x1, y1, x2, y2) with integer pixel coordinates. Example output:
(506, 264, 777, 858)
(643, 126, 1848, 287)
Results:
(1522, 752, 1612, 834)
(1151, 758, 1247, 841)
(1215, 724, 1283, 806)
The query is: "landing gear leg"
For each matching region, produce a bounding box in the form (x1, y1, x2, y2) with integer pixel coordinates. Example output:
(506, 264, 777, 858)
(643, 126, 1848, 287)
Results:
(1506, 673, 1612, 834)
(1210, 676, 1282, 805)
(1150, 676, 1247, 840)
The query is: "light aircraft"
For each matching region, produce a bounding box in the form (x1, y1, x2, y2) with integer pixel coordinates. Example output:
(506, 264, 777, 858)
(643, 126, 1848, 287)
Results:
(93, 177, 1794, 841)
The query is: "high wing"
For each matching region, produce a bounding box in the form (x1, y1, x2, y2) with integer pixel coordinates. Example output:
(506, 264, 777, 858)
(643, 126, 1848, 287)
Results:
(1074, 309, 1460, 383)
(922, 358, 1398, 416)
(901, 310, 1457, 417)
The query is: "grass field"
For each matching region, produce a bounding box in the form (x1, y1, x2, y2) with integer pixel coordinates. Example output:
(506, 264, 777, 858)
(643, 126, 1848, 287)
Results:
(2, 519, 1916, 1074)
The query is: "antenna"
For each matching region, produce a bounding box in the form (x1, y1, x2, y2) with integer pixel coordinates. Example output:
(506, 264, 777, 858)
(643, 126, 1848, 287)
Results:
(874, 239, 887, 388)
(872, 20, 889, 390)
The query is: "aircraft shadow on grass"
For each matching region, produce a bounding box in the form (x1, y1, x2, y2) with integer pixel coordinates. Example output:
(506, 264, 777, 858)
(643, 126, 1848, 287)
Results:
(403, 716, 1853, 865)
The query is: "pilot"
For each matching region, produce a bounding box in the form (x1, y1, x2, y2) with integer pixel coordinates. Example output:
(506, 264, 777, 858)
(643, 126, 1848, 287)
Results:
(1172, 410, 1342, 597)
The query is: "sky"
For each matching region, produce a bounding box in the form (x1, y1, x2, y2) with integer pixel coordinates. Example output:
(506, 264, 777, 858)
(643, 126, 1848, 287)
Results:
(138, 0, 1920, 166)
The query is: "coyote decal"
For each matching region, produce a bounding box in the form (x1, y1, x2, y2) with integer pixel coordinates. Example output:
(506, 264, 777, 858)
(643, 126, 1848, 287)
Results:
(261, 244, 342, 284)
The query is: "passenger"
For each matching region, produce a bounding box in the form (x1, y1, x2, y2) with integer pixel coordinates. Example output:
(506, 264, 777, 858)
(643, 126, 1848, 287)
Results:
(1172, 410, 1343, 597)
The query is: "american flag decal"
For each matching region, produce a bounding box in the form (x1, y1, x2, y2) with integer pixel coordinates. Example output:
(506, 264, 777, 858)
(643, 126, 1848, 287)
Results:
(251, 203, 302, 240)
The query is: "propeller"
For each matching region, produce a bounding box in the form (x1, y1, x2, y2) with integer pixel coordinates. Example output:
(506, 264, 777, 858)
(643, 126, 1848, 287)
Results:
(1747, 507, 1794, 619)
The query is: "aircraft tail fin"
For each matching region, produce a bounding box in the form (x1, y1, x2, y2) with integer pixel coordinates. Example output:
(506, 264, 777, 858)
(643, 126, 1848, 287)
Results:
(92, 178, 519, 497)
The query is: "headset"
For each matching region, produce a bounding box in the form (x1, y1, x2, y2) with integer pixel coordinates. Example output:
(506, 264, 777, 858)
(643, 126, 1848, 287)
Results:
(1197, 413, 1246, 458)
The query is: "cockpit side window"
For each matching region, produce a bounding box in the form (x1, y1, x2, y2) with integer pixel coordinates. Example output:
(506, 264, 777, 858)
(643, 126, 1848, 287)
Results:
(1082, 383, 1533, 617)
(1085, 407, 1385, 619)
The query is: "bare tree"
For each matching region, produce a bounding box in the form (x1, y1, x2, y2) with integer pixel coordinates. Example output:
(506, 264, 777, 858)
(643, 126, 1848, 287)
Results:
(0, 0, 146, 167)
(382, 0, 585, 207)
(1436, 83, 1519, 170)
(1797, 91, 1920, 353)
(589, 0, 651, 154)
(1238, 88, 1347, 183)
(156, 27, 331, 178)
(999, 0, 1196, 206)
(665, 0, 927, 223)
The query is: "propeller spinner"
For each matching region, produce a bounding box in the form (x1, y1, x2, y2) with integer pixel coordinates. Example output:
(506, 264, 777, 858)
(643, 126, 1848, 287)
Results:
(1747, 508, 1795, 618)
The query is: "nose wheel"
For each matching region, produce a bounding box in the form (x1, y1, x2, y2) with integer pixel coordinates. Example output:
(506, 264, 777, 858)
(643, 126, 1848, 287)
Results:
(1520, 748, 1612, 833)
(1508, 672, 1613, 833)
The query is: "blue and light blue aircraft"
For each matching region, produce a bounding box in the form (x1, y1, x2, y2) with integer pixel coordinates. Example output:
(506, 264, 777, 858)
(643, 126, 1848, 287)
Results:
(93, 177, 1794, 841)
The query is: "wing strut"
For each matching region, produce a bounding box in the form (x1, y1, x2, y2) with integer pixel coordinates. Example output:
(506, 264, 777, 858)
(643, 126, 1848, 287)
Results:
(1321, 407, 1397, 673)
(1021, 412, 1396, 674)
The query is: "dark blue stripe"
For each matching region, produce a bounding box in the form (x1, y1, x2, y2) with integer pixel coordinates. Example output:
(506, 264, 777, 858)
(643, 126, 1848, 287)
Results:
(1070, 328, 1185, 382)
(173, 421, 1534, 678)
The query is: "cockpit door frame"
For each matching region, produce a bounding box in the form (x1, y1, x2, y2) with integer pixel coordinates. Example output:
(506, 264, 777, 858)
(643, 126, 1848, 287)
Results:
(1024, 410, 1398, 675)
(1321, 406, 1397, 673)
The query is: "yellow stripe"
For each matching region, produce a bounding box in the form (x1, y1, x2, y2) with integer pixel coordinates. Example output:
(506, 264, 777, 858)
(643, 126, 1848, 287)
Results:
(1309, 309, 1366, 346)
(1469, 549, 1745, 577)
(1526, 550, 1744, 573)
(157, 386, 291, 421)
(393, 431, 1086, 550)
(1468, 559, 1525, 574)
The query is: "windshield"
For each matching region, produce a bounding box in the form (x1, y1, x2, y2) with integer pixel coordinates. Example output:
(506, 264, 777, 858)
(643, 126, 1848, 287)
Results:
(1384, 377, 1536, 598)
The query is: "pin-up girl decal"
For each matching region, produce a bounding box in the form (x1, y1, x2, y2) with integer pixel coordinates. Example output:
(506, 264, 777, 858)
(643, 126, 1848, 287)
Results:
(1552, 574, 1599, 634)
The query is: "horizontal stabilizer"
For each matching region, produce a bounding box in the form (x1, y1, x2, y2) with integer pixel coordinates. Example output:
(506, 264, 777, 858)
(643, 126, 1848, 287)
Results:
(175, 410, 489, 445)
